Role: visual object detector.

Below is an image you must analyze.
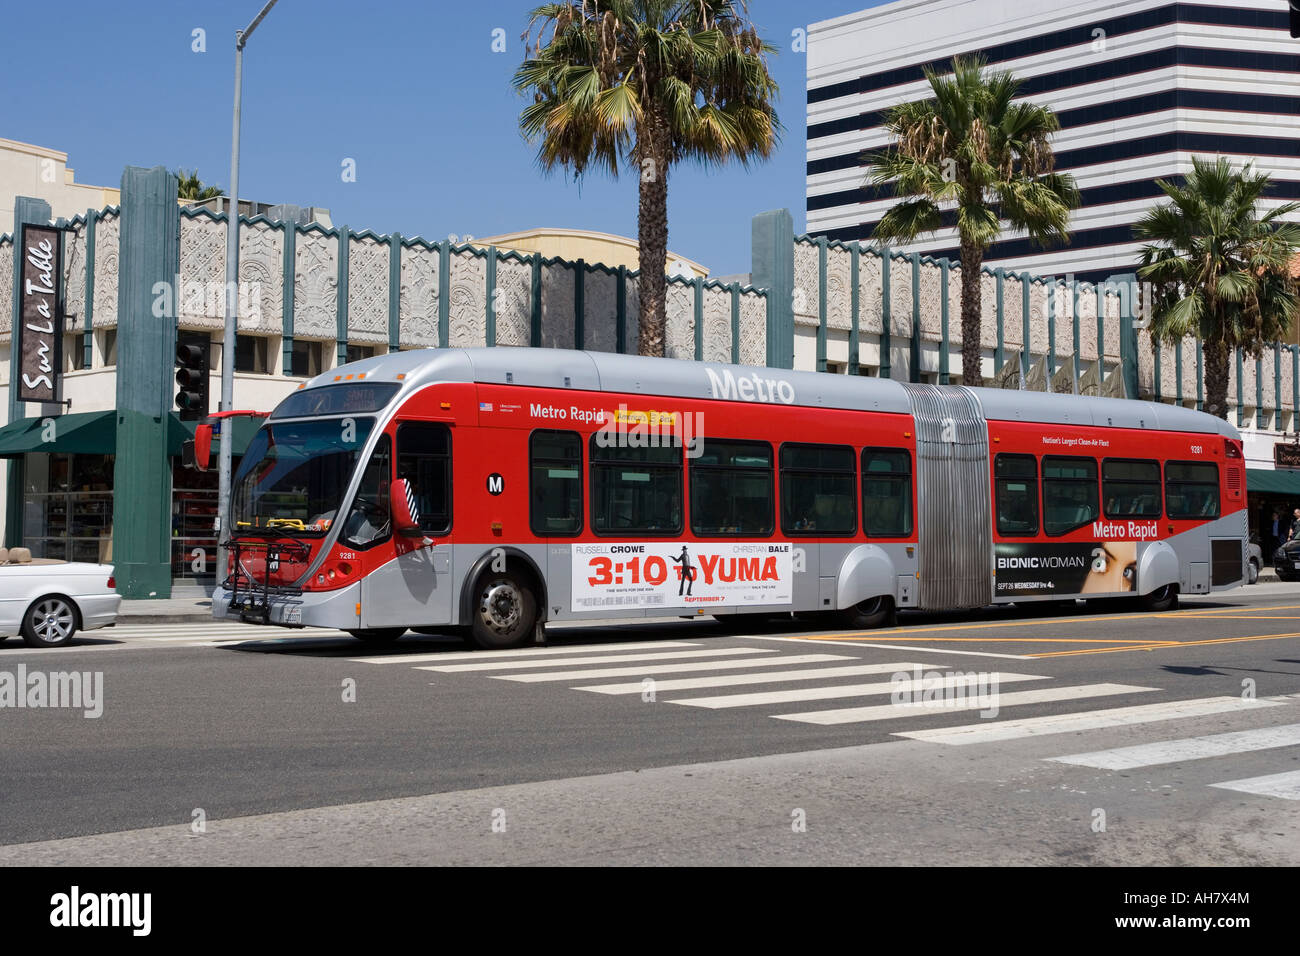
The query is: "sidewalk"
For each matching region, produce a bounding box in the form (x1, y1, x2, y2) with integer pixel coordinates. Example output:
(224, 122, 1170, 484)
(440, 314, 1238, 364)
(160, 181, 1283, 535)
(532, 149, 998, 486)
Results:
(117, 596, 214, 625)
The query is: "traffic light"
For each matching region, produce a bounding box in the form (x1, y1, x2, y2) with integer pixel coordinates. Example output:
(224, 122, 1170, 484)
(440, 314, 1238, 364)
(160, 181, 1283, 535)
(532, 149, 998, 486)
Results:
(175, 335, 210, 421)
(1293, 0, 1300, 38)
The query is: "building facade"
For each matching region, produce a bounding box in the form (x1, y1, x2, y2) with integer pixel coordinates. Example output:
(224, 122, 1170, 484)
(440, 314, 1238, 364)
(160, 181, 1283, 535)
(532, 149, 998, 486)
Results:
(0, 167, 770, 597)
(5, 166, 1300, 598)
(806, 0, 1300, 282)
(0, 138, 120, 232)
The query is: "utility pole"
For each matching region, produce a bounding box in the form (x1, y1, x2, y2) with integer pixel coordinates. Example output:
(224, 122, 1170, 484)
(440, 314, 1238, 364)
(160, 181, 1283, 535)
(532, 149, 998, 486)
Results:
(218, 0, 279, 580)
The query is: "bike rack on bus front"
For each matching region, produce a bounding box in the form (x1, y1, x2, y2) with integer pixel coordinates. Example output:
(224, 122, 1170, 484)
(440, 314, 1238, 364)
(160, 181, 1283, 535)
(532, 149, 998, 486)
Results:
(221, 536, 309, 625)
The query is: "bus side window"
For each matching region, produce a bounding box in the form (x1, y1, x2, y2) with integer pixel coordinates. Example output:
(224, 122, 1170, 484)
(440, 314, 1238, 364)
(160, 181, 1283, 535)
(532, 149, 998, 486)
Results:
(1102, 459, 1161, 518)
(861, 447, 912, 537)
(1042, 456, 1099, 536)
(396, 422, 452, 535)
(590, 439, 682, 535)
(1165, 461, 1219, 519)
(690, 439, 774, 536)
(995, 454, 1038, 536)
(530, 430, 582, 535)
(780, 443, 856, 536)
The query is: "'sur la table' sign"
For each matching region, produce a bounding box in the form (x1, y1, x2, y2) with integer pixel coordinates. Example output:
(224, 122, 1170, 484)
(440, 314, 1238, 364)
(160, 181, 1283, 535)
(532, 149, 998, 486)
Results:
(18, 223, 63, 404)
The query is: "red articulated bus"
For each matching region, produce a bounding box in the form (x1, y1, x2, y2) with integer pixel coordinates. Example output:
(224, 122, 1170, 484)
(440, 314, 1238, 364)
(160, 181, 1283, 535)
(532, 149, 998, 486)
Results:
(215, 348, 1247, 648)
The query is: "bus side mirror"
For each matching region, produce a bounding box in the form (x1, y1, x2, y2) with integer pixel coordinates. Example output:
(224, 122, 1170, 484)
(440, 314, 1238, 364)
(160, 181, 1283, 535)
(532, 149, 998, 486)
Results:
(390, 478, 423, 537)
(193, 423, 213, 471)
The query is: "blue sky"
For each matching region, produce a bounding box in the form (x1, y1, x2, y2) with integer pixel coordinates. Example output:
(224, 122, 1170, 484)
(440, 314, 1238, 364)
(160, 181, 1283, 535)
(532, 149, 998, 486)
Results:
(2, 0, 890, 276)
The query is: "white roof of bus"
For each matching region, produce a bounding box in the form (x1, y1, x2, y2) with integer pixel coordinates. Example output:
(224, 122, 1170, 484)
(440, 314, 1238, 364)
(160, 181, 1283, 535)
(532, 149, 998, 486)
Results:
(300, 347, 1240, 439)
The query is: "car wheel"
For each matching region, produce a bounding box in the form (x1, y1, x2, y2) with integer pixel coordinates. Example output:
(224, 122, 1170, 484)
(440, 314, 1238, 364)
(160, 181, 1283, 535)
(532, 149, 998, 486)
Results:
(1140, 584, 1178, 613)
(1248, 560, 1260, 585)
(470, 571, 538, 650)
(20, 595, 80, 648)
(347, 628, 407, 644)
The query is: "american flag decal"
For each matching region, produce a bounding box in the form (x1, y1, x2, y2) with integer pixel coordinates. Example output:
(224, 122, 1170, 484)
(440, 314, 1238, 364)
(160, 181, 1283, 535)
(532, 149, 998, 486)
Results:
(479, 402, 493, 412)
(404, 481, 420, 528)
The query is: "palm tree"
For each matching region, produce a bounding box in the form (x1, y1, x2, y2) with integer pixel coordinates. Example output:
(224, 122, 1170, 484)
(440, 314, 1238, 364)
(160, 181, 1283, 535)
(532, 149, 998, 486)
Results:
(176, 169, 223, 202)
(864, 56, 1078, 386)
(1136, 156, 1300, 420)
(514, 0, 780, 357)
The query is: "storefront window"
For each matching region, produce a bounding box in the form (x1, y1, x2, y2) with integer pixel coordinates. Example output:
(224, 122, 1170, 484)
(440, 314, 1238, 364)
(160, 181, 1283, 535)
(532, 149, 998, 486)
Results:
(173, 458, 220, 582)
(23, 453, 114, 563)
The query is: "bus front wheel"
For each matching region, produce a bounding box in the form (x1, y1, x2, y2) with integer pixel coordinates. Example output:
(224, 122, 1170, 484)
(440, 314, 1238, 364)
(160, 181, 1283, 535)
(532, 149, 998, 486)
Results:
(471, 572, 538, 650)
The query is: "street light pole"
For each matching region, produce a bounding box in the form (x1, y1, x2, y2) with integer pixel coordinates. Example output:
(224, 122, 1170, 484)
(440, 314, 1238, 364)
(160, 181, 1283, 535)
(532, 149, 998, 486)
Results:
(218, 0, 278, 581)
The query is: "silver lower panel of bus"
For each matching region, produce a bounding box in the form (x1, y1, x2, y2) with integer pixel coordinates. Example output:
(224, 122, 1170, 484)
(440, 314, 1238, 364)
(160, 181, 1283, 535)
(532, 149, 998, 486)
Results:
(211, 517, 1244, 630)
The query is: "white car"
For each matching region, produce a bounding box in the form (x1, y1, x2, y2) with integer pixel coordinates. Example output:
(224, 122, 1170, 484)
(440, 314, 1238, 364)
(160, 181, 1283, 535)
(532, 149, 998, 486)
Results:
(0, 547, 121, 647)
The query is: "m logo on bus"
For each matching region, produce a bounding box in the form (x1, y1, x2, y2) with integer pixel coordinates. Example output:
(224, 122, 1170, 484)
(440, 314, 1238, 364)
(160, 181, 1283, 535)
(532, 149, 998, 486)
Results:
(486, 474, 504, 495)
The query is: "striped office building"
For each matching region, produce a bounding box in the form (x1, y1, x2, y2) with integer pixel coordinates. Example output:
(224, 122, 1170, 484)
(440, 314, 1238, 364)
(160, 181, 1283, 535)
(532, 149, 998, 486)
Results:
(806, 0, 1300, 283)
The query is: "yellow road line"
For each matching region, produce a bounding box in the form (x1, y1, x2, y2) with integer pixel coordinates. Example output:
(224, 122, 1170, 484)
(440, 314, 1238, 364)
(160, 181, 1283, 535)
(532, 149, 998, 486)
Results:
(1029, 631, 1300, 658)
(797, 612, 1171, 641)
(1177, 604, 1300, 614)
(807, 635, 1173, 645)
(791, 603, 1299, 647)
(1175, 614, 1300, 620)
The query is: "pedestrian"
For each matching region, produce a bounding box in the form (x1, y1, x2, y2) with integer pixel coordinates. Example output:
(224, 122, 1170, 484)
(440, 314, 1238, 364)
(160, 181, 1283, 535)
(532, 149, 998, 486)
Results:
(1268, 510, 1284, 561)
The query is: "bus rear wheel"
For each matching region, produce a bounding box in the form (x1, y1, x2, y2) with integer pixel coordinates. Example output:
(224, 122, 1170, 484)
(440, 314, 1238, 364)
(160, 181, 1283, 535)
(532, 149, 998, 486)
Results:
(348, 628, 407, 644)
(1140, 584, 1178, 613)
(471, 572, 538, 650)
(836, 595, 895, 630)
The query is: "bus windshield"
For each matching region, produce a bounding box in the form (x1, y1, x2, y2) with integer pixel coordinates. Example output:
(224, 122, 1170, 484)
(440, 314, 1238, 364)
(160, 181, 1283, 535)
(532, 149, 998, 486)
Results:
(232, 417, 377, 536)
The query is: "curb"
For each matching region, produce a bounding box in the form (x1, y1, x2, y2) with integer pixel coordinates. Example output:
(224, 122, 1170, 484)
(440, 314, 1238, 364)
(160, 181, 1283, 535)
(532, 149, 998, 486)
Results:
(115, 614, 216, 625)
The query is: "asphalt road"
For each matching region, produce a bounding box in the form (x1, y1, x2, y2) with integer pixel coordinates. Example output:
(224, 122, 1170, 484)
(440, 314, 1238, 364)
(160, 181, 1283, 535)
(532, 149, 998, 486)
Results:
(2, 584, 1298, 864)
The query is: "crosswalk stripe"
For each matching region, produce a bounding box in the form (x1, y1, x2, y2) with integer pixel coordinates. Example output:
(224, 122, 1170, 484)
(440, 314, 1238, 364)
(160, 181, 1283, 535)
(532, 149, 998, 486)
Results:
(1209, 770, 1300, 800)
(670, 672, 1048, 709)
(892, 696, 1284, 745)
(576, 661, 948, 695)
(419, 647, 777, 673)
(774, 683, 1157, 726)
(744, 635, 1032, 660)
(350, 640, 702, 665)
(1049, 723, 1300, 770)
(488, 654, 854, 683)
(134, 632, 317, 642)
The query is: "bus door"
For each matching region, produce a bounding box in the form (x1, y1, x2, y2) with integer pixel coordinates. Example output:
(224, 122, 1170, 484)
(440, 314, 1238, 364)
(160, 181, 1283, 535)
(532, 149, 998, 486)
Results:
(359, 421, 455, 628)
(902, 384, 993, 610)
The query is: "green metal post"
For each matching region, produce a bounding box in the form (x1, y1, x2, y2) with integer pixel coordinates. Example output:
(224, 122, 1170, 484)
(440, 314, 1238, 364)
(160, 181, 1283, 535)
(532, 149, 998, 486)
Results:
(110, 167, 179, 597)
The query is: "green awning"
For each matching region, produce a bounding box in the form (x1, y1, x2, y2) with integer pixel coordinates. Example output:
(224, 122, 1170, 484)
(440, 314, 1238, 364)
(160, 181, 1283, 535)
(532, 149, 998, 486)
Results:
(1246, 468, 1300, 496)
(0, 410, 116, 456)
(0, 411, 262, 458)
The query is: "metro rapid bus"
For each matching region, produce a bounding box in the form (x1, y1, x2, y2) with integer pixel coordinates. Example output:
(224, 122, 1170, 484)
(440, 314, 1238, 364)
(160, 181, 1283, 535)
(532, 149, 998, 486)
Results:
(214, 347, 1248, 648)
